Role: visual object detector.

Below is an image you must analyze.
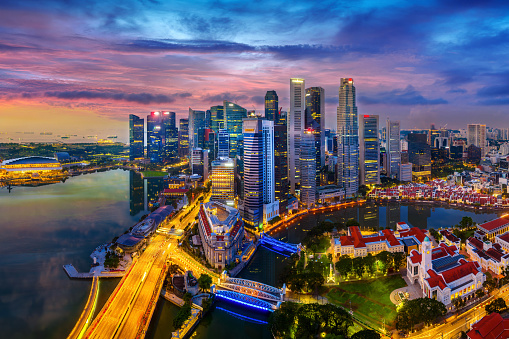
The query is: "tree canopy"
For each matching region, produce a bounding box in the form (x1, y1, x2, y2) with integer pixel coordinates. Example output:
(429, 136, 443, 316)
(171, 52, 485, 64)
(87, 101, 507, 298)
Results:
(395, 298, 447, 332)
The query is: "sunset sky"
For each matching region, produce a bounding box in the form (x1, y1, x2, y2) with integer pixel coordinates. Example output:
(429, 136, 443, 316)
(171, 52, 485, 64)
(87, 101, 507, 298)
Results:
(0, 0, 508, 142)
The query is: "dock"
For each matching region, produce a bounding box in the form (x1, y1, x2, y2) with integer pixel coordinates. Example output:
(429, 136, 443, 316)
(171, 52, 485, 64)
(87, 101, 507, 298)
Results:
(63, 264, 125, 279)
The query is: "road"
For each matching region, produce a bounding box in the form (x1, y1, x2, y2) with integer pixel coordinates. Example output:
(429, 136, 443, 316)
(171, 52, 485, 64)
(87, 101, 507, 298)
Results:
(409, 287, 509, 339)
(84, 235, 170, 339)
(67, 276, 99, 339)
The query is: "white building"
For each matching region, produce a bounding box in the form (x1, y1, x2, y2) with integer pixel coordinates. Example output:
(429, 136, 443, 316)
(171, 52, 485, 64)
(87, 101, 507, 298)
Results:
(399, 163, 413, 182)
(467, 124, 487, 157)
(289, 78, 305, 194)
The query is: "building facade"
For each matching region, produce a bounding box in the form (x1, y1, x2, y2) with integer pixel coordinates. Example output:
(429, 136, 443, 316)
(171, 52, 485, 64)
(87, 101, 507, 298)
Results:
(467, 124, 487, 157)
(178, 118, 189, 158)
(299, 128, 317, 207)
(408, 133, 431, 179)
(129, 114, 144, 161)
(337, 78, 359, 197)
(305, 86, 326, 184)
(386, 119, 401, 178)
(211, 158, 235, 206)
(264, 90, 278, 122)
(147, 111, 178, 164)
(191, 148, 209, 180)
(217, 129, 230, 158)
(274, 124, 289, 214)
(224, 100, 247, 158)
(359, 114, 380, 185)
(289, 78, 305, 194)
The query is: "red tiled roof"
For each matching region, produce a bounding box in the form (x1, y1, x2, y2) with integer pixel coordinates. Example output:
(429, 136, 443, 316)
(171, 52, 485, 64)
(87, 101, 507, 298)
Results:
(479, 215, 509, 232)
(441, 261, 480, 284)
(497, 232, 509, 243)
(468, 312, 509, 339)
(468, 237, 484, 251)
(340, 236, 354, 246)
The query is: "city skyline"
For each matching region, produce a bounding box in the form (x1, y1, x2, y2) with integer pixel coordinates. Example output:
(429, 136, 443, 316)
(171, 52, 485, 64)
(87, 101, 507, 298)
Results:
(1, 1, 509, 142)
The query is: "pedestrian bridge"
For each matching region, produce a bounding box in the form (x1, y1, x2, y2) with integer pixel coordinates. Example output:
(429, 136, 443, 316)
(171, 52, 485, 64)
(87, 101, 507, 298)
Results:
(260, 233, 301, 255)
(214, 290, 278, 312)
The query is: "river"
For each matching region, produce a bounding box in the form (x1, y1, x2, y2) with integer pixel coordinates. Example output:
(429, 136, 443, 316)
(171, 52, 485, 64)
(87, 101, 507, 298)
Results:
(0, 170, 501, 339)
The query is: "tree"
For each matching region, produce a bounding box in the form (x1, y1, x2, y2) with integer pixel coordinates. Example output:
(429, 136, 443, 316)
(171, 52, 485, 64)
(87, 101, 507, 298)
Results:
(198, 273, 213, 292)
(306, 272, 325, 294)
(364, 253, 376, 276)
(352, 257, 365, 278)
(452, 297, 466, 313)
(396, 298, 446, 332)
(484, 272, 498, 294)
(358, 185, 369, 197)
(393, 252, 406, 270)
(459, 216, 474, 229)
(351, 329, 381, 339)
(485, 298, 507, 314)
(183, 292, 192, 304)
(335, 256, 353, 279)
(475, 289, 485, 299)
(375, 251, 393, 274)
(345, 218, 360, 227)
(269, 301, 299, 338)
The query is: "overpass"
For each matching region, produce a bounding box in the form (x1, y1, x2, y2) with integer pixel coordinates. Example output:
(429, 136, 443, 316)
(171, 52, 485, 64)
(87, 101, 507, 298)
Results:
(84, 235, 170, 339)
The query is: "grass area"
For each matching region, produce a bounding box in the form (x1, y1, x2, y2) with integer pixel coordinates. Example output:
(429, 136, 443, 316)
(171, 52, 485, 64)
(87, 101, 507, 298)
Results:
(140, 171, 167, 178)
(327, 275, 406, 328)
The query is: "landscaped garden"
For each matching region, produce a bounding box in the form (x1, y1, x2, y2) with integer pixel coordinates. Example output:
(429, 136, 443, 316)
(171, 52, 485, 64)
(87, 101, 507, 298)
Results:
(327, 275, 406, 328)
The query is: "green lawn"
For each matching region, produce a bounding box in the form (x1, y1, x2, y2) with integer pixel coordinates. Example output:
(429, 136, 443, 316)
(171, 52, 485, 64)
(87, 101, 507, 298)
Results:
(327, 275, 406, 328)
(140, 171, 167, 178)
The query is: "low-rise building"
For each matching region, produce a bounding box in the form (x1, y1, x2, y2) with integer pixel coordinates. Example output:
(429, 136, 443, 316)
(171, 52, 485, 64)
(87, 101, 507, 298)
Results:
(1, 156, 62, 177)
(467, 312, 509, 339)
(467, 236, 509, 275)
(477, 215, 509, 241)
(333, 226, 407, 257)
(440, 229, 461, 248)
(197, 201, 244, 270)
(316, 185, 344, 204)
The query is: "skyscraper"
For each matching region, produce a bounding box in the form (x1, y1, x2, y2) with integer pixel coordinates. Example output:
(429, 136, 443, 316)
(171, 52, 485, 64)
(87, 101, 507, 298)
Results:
(467, 124, 487, 157)
(289, 78, 305, 194)
(305, 86, 325, 185)
(188, 108, 207, 149)
(274, 124, 289, 214)
(211, 157, 235, 206)
(224, 100, 247, 158)
(242, 118, 278, 228)
(178, 119, 189, 158)
(300, 129, 317, 207)
(147, 111, 177, 163)
(217, 129, 230, 158)
(191, 148, 209, 180)
(264, 90, 278, 122)
(210, 105, 224, 134)
(408, 133, 431, 179)
(337, 78, 359, 197)
(359, 115, 380, 185)
(386, 119, 401, 179)
(129, 114, 144, 161)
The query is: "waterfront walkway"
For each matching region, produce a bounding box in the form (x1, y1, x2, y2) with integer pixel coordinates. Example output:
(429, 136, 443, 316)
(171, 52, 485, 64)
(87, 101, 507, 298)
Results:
(67, 276, 99, 339)
(63, 264, 125, 279)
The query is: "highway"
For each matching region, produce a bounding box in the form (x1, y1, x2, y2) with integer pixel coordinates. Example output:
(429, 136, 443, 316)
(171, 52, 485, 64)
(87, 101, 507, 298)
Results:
(409, 286, 509, 339)
(67, 276, 99, 339)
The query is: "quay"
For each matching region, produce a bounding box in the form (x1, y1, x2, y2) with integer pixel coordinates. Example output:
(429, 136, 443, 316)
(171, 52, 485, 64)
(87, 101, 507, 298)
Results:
(63, 264, 125, 279)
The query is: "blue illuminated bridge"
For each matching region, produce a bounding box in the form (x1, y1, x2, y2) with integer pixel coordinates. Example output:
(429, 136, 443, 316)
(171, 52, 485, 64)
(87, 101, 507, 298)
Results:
(260, 232, 301, 256)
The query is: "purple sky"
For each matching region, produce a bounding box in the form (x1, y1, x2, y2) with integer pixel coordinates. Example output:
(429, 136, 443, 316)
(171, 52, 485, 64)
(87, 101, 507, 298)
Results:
(0, 0, 508, 142)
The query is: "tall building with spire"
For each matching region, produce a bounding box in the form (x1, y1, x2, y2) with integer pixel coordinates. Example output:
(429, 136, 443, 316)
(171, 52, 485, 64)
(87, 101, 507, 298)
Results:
(289, 78, 305, 194)
(305, 86, 325, 185)
(337, 78, 359, 197)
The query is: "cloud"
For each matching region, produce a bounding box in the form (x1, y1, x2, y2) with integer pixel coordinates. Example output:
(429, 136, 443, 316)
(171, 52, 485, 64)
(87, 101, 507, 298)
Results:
(201, 92, 249, 103)
(359, 85, 448, 106)
(43, 90, 192, 104)
(477, 84, 509, 97)
(447, 88, 467, 94)
(251, 95, 265, 105)
(478, 98, 509, 106)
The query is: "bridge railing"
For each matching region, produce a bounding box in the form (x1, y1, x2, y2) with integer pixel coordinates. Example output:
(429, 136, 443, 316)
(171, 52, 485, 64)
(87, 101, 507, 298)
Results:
(223, 276, 283, 296)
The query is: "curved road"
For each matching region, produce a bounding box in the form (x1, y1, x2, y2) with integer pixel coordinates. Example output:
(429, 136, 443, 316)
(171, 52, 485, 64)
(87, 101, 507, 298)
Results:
(67, 276, 99, 339)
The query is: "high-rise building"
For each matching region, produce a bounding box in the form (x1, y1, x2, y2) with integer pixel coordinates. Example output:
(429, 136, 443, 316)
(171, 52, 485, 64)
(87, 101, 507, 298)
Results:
(289, 78, 305, 194)
(178, 119, 189, 158)
(359, 115, 380, 185)
(191, 148, 209, 180)
(211, 157, 235, 206)
(203, 128, 216, 160)
(189, 108, 207, 149)
(147, 111, 177, 163)
(129, 114, 144, 161)
(210, 105, 224, 134)
(386, 119, 401, 179)
(408, 133, 431, 179)
(274, 124, 289, 214)
(217, 129, 230, 158)
(242, 118, 278, 228)
(305, 86, 326, 185)
(300, 129, 317, 207)
(264, 91, 278, 122)
(224, 101, 247, 158)
(467, 124, 487, 157)
(337, 78, 359, 197)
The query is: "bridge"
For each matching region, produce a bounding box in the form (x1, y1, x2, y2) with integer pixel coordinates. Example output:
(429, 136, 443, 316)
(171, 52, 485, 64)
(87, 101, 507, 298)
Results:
(214, 290, 278, 312)
(67, 276, 99, 339)
(260, 233, 301, 255)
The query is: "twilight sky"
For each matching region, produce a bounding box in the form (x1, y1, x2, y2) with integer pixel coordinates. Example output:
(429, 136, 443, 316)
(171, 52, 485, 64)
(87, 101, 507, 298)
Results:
(0, 0, 508, 142)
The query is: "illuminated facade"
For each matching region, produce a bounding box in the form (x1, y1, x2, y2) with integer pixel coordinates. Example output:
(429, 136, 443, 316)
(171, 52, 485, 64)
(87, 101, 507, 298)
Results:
(408, 133, 431, 179)
(197, 201, 244, 269)
(337, 78, 359, 197)
(217, 129, 230, 158)
(146, 111, 178, 164)
(299, 129, 316, 207)
(305, 86, 325, 184)
(188, 108, 207, 149)
(264, 90, 278, 122)
(274, 124, 289, 214)
(191, 148, 209, 180)
(386, 119, 401, 179)
(1, 156, 62, 177)
(359, 114, 380, 185)
(129, 114, 144, 161)
(289, 78, 305, 194)
(211, 158, 235, 206)
(210, 105, 224, 134)
(224, 100, 247, 158)
(178, 119, 189, 158)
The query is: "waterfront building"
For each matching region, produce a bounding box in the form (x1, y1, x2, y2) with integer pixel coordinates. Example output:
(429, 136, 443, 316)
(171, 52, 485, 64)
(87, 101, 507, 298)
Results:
(305, 86, 326, 185)
(386, 119, 401, 178)
(197, 201, 244, 270)
(407, 237, 485, 309)
(147, 111, 178, 164)
(468, 124, 487, 157)
(316, 185, 344, 204)
(0, 156, 62, 177)
(359, 114, 380, 185)
(274, 124, 289, 214)
(211, 158, 235, 206)
(289, 78, 305, 194)
(476, 215, 509, 241)
(337, 78, 359, 197)
(217, 129, 230, 158)
(264, 90, 278, 122)
(191, 148, 209, 180)
(189, 108, 207, 149)
(129, 114, 144, 161)
(408, 133, 431, 179)
(178, 119, 189, 158)
(242, 118, 279, 228)
(224, 100, 247, 158)
(299, 128, 317, 207)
